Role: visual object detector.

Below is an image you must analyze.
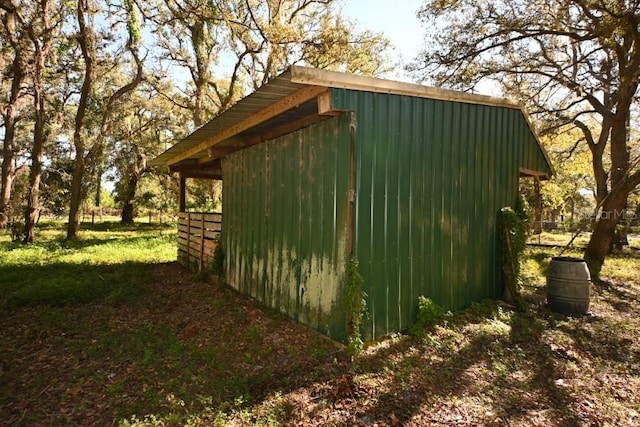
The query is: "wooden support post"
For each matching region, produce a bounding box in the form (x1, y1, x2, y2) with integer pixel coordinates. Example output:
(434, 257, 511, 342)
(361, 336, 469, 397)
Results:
(179, 173, 186, 213)
(534, 176, 542, 235)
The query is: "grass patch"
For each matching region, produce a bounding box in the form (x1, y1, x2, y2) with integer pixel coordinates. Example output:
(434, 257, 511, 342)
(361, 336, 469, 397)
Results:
(0, 222, 345, 426)
(1, 224, 639, 426)
(0, 222, 175, 308)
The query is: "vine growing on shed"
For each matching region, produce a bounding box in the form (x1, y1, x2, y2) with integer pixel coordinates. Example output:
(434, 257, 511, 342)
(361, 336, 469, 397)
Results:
(498, 197, 531, 309)
(345, 256, 366, 357)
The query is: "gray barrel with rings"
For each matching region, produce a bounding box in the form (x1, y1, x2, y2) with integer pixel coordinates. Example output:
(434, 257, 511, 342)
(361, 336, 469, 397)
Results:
(546, 257, 591, 315)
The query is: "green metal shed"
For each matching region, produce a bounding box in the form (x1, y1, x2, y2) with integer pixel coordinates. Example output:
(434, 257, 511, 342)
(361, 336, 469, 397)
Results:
(150, 66, 553, 343)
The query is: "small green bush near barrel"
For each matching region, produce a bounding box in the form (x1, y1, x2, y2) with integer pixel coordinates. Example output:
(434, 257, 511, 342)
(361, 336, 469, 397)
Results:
(546, 256, 591, 315)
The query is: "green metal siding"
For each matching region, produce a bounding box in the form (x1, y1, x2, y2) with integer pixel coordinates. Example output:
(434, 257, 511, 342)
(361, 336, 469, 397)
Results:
(222, 114, 352, 341)
(331, 88, 552, 340)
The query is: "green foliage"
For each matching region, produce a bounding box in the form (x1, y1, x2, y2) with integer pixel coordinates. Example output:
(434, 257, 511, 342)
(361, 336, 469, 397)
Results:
(40, 158, 73, 217)
(344, 256, 366, 357)
(519, 129, 596, 229)
(132, 174, 179, 218)
(301, 14, 393, 76)
(498, 198, 531, 308)
(412, 0, 640, 278)
(410, 296, 445, 336)
(186, 179, 222, 212)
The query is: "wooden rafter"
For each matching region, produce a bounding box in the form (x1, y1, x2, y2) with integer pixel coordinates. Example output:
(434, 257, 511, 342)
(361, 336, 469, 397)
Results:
(167, 85, 328, 165)
(170, 159, 221, 172)
(317, 91, 344, 116)
(205, 113, 332, 160)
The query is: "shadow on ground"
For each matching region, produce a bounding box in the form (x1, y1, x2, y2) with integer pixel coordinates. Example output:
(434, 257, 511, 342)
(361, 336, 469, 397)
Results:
(0, 262, 347, 426)
(1, 251, 638, 426)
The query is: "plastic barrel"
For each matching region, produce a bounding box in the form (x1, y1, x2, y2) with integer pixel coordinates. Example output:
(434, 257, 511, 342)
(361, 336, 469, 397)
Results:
(546, 256, 591, 315)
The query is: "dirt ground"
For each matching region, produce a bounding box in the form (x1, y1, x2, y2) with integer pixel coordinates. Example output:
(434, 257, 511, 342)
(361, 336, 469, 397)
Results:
(1, 256, 639, 426)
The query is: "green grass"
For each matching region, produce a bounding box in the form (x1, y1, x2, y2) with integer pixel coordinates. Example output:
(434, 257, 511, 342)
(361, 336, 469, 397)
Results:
(0, 221, 343, 426)
(528, 230, 640, 249)
(0, 221, 176, 308)
(1, 224, 639, 426)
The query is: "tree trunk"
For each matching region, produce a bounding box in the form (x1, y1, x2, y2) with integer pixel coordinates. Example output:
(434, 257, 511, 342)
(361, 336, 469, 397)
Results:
(0, 45, 24, 229)
(533, 177, 542, 234)
(94, 167, 102, 207)
(584, 172, 640, 279)
(0, 0, 24, 229)
(120, 151, 144, 224)
(121, 202, 135, 224)
(67, 0, 95, 240)
(0, 127, 16, 229)
(584, 188, 629, 279)
(120, 175, 140, 224)
(67, 0, 143, 237)
(609, 115, 630, 187)
(584, 109, 635, 277)
(91, 171, 102, 225)
(23, 87, 46, 243)
(67, 157, 85, 239)
(194, 78, 204, 128)
(0, 169, 15, 229)
(23, 5, 53, 243)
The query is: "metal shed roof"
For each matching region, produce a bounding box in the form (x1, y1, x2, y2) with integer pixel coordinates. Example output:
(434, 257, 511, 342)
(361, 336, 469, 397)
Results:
(150, 66, 552, 178)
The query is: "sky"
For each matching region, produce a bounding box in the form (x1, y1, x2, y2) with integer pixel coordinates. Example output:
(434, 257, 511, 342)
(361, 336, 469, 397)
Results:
(340, 0, 425, 82)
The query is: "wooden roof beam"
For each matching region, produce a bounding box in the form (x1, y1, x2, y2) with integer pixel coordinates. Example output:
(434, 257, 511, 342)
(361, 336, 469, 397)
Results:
(170, 159, 221, 173)
(167, 85, 329, 165)
(205, 113, 332, 161)
(207, 146, 238, 158)
(317, 91, 345, 116)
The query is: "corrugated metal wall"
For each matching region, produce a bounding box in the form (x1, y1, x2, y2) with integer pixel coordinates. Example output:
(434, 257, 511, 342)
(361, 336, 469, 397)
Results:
(222, 114, 352, 341)
(331, 89, 552, 340)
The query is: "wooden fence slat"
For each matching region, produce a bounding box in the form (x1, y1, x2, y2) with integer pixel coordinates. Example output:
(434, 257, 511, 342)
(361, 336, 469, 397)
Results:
(204, 223, 222, 232)
(203, 213, 222, 222)
(203, 229, 220, 240)
(189, 218, 204, 227)
(176, 212, 221, 272)
(186, 213, 191, 267)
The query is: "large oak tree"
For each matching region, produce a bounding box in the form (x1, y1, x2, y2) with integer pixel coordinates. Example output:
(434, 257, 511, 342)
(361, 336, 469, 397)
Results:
(0, 0, 63, 242)
(0, 3, 28, 229)
(412, 0, 640, 278)
(67, 0, 144, 239)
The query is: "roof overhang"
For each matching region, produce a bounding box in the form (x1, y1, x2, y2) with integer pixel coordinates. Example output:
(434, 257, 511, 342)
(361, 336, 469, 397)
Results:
(150, 66, 554, 179)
